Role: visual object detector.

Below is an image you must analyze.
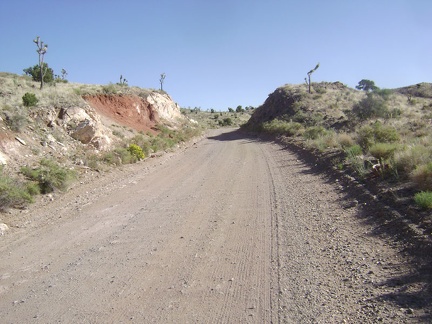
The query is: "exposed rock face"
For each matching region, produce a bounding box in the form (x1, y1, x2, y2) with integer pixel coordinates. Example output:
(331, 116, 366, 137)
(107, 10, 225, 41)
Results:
(145, 92, 183, 121)
(59, 106, 112, 150)
(83, 91, 184, 134)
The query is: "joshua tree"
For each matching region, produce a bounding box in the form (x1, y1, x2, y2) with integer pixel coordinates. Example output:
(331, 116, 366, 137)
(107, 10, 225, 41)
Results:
(119, 75, 128, 85)
(160, 73, 166, 91)
(305, 63, 320, 94)
(33, 36, 48, 89)
(61, 69, 68, 80)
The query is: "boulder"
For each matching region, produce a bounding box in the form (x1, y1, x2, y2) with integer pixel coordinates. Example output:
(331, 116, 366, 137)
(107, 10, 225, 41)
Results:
(64, 107, 112, 150)
(145, 92, 183, 122)
(0, 223, 9, 235)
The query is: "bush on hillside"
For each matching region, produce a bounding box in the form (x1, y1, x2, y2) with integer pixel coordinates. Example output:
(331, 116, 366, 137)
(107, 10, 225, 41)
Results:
(345, 144, 363, 157)
(303, 126, 326, 140)
(4, 113, 28, 132)
(414, 191, 432, 209)
(219, 118, 233, 126)
(22, 92, 38, 107)
(21, 159, 77, 194)
(262, 120, 303, 136)
(411, 162, 432, 191)
(127, 144, 145, 160)
(394, 144, 432, 176)
(369, 143, 398, 165)
(357, 122, 400, 149)
(0, 174, 35, 211)
(352, 92, 389, 120)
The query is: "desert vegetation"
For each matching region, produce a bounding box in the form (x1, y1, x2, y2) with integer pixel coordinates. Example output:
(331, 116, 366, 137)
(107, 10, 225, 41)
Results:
(243, 81, 432, 211)
(181, 106, 253, 129)
(0, 72, 203, 211)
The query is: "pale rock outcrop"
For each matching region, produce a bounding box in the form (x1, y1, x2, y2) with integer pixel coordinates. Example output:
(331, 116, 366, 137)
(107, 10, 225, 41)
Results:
(0, 151, 8, 165)
(61, 106, 112, 150)
(146, 92, 184, 122)
(0, 223, 9, 235)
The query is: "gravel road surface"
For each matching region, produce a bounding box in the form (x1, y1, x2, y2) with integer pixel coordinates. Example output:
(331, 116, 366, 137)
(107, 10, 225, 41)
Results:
(0, 128, 430, 323)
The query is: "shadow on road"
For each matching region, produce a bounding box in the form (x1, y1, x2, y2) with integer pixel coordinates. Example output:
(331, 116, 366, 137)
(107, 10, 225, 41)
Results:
(206, 128, 261, 142)
(206, 128, 432, 319)
(274, 137, 432, 320)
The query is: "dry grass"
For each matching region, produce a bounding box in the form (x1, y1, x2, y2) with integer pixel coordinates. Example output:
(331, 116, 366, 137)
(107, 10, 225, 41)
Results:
(244, 81, 432, 198)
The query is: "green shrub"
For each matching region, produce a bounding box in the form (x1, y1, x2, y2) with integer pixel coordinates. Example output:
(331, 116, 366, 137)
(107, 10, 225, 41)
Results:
(0, 174, 34, 211)
(84, 153, 100, 170)
(303, 126, 326, 140)
(306, 131, 339, 152)
(102, 151, 120, 165)
(346, 155, 368, 179)
(394, 145, 432, 176)
(102, 148, 137, 165)
(357, 123, 399, 149)
(414, 191, 432, 209)
(21, 159, 77, 194)
(374, 88, 393, 100)
(345, 144, 363, 157)
(127, 144, 145, 160)
(262, 120, 303, 136)
(411, 162, 432, 191)
(352, 92, 389, 120)
(22, 92, 38, 107)
(345, 144, 366, 176)
(337, 133, 355, 148)
(373, 123, 400, 143)
(102, 83, 118, 94)
(369, 143, 397, 164)
(112, 130, 124, 138)
(114, 147, 135, 164)
(219, 118, 233, 126)
(25, 181, 41, 196)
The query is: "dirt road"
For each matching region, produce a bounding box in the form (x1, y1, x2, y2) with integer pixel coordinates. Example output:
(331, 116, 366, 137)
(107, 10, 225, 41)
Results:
(0, 128, 430, 323)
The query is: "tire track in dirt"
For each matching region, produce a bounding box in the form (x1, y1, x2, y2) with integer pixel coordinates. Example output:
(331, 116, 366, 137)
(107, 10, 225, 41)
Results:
(1, 128, 427, 323)
(0, 128, 274, 323)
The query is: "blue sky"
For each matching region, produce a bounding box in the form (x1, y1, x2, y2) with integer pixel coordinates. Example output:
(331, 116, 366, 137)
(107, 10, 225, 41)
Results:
(1, 1, 431, 110)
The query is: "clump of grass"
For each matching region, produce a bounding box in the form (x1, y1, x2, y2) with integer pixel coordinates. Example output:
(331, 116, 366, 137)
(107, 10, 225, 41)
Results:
(83, 152, 101, 170)
(369, 143, 398, 165)
(21, 159, 77, 194)
(261, 120, 303, 136)
(337, 132, 355, 148)
(303, 126, 326, 140)
(394, 144, 432, 176)
(4, 113, 28, 132)
(0, 174, 35, 211)
(352, 92, 390, 120)
(411, 162, 432, 191)
(357, 122, 400, 150)
(345, 147, 367, 178)
(345, 144, 363, 157)
(414, 191, 432, 209)
(102, 83, 118, 94)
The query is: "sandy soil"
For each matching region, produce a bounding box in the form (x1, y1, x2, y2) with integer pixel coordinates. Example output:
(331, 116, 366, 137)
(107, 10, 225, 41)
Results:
(0, 128, 430, 323)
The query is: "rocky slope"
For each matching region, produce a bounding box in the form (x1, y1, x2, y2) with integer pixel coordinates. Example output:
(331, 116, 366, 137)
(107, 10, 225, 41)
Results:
(0, 73, 187, 174)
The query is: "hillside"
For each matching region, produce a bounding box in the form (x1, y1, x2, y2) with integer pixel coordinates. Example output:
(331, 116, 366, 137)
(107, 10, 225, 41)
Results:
(244, 81, 432, 240)
(0, 72, 203, 214)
